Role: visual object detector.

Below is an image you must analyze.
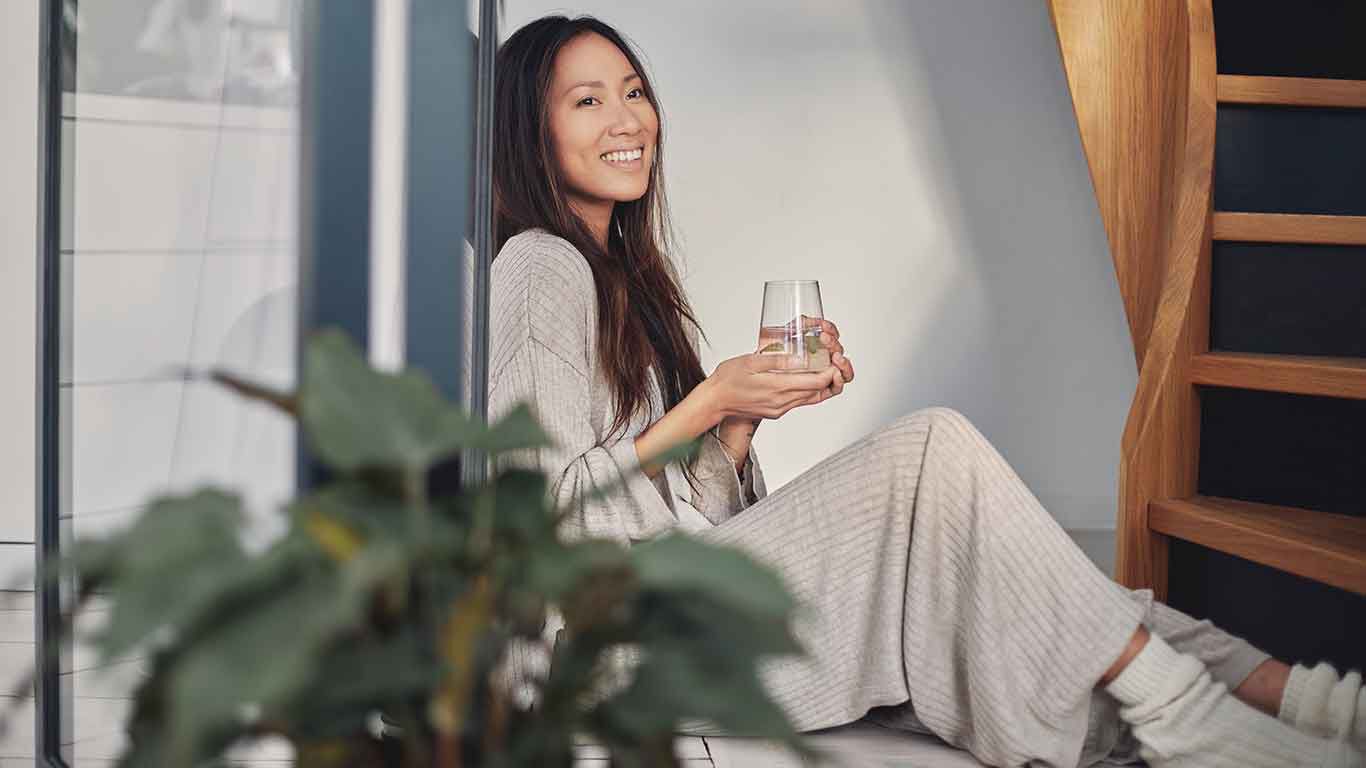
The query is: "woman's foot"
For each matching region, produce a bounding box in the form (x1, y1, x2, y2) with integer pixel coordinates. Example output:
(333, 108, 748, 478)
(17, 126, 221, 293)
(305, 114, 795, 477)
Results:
(1105, 634, 1363, 767)
(1280, 662, 1366, 754)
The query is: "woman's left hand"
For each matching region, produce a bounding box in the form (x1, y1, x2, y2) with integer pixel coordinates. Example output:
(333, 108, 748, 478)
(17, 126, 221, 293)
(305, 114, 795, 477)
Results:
(819, 318, 855, 398)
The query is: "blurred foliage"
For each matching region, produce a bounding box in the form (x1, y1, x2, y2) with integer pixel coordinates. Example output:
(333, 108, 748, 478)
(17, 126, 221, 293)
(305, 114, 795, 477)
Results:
(37, 329, 807, 767)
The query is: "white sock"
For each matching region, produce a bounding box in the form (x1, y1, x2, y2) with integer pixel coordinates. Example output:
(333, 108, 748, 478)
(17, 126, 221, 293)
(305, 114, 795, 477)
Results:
(1105, 633, 1363, 768)
(1281, 663, 1366, 753)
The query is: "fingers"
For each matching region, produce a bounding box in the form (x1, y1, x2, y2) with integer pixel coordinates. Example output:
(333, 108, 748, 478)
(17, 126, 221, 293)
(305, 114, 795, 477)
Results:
(816, 320, 854, 383)
(809, 369, 845, 403)
(743, 351, 799, 373)
(829, 368, 846, 397)
(822, 337, 854, 380)
(777, 369, 846, 415)
(836, 353, 854, 383)
(754, 368, 835, 392)
(748, 368, 849, 420)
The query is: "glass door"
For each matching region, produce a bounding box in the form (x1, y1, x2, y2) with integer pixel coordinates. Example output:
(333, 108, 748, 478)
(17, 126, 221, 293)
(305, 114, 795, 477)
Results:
(35, 0, 488, 763)
(39, 0, 304, 762)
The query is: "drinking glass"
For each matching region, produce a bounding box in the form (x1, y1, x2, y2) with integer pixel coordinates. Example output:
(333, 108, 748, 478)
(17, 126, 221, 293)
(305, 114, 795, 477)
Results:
(757, 280, 830, 372)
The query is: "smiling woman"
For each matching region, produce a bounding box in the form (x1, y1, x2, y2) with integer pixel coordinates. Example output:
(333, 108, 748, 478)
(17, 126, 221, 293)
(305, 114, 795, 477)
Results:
(548, 37, 656, 225)
(486, 13, 1365, 768)
(492, 16, 709, 450)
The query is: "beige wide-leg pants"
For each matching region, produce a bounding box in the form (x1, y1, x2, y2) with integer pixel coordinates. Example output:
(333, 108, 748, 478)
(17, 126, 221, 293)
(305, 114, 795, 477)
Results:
(701, 408, 1270, 768)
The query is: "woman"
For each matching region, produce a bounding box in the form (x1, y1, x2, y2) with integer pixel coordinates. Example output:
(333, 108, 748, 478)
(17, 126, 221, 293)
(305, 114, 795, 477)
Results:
(487, 15, 1363, 768)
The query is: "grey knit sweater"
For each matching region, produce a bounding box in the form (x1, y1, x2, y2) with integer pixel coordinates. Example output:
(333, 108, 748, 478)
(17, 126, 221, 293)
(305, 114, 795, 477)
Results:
(488, 228, 764, 546)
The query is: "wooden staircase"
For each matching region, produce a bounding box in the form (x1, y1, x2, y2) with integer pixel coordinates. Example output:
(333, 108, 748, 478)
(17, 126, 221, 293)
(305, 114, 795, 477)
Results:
(1050, 0, 1365, 666)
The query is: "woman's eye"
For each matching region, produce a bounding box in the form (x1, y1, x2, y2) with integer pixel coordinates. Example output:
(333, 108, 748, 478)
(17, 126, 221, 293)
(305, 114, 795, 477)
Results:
(578, 96, 600, 107)
(626, 88, 644, 100)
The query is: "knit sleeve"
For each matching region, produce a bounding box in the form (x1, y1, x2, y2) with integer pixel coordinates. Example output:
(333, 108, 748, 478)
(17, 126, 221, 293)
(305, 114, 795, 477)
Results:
(687, 431, 768, 524)
(682, 317, 769, 524)
(488, 232, 678, 546)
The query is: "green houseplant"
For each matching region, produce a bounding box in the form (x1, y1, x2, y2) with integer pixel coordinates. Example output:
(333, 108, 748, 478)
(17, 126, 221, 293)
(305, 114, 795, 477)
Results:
(34, 329, 809, 767)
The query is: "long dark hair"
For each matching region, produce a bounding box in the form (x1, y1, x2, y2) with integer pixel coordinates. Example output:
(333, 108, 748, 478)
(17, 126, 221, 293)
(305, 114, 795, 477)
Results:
(494, 15, 707, 439)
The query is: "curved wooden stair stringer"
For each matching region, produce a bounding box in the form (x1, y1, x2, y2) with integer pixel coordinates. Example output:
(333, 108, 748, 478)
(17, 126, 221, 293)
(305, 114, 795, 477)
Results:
(1050, 0, 1217, 598)
(1048, 2, 1194, 371)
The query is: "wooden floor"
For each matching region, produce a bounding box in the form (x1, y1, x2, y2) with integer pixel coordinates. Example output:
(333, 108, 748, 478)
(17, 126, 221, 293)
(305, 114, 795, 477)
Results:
(574, 724, 988, 767)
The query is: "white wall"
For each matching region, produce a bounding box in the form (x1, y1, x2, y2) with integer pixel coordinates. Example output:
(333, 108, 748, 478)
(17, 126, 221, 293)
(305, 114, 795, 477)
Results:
(503, 0, 1134, 529)
(0, 0, 39, 574)
(0, 4, 44, 759)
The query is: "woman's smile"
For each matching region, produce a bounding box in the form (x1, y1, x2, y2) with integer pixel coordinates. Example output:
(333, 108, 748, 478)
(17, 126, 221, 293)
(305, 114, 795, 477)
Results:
(600, 147, 644, 169)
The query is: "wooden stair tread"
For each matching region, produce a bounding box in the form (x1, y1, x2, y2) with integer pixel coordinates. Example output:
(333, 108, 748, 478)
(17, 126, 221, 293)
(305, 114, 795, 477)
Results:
(1150, 496, 1366, 596)
(1191, 352, 1366, 400)
(1217, 75, 1366, 109)
(1213, 212, 1366, 246)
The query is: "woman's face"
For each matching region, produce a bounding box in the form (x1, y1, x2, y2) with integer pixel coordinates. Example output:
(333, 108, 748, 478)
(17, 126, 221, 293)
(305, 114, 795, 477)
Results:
(547, 32, 658, 221)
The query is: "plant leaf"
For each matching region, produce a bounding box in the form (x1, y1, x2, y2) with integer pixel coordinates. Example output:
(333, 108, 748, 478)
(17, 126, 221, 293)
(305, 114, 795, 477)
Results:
(289, 626, 444, 741)
(74, 490, 249, 662)
(488, 469, 553, 543)
(161, 541, 405, 765)
(476, 404, 552, 456)
(299, 329, 481, 473)
(630, 535, 795, 622)
(522, 540, 629, 603)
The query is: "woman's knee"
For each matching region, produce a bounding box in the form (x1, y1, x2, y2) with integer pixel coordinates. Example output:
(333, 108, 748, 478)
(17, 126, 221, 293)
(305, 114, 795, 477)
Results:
(889, 407, 1018, 518)
(889, 407, 982, 446)
(876, 407, 987, 487)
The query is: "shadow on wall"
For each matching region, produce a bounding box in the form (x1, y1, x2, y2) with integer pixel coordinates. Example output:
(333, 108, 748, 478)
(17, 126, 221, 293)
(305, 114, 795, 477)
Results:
(861, 0, 1134, 528)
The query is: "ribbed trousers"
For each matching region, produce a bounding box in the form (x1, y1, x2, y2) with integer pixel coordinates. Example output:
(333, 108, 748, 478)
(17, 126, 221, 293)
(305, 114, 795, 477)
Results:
(701, 408, 1270, 768)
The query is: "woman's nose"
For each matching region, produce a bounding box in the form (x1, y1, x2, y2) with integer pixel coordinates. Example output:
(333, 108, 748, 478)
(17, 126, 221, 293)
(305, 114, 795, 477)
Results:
(609, 104, 644, 135)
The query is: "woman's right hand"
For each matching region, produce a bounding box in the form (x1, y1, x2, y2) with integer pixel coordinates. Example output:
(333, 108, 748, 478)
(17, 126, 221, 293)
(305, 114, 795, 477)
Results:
(701, 353, 844, 423)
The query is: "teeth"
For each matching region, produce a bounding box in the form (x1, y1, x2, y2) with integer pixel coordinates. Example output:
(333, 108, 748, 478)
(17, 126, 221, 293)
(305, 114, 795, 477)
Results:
(601, 148, 643, 163)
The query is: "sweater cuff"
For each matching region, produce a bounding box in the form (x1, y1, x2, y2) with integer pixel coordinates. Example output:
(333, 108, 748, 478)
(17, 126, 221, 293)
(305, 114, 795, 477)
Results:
(605, 437, 676, 538)
(688, 432, 757, 524)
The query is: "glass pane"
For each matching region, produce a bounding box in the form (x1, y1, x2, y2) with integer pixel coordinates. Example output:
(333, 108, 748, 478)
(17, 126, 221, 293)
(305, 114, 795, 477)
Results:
(54, 0, 300, 762)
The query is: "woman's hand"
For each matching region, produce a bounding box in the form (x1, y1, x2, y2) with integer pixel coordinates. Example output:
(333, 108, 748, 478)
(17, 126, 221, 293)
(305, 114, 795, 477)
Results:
(702, 352, 849, 425)
(818, 318, 856, 387)
(702, 354, 834, 422)
(637, 355, 833, 478)
(638, 320, 854, 477)
(701, 317, 856, 424)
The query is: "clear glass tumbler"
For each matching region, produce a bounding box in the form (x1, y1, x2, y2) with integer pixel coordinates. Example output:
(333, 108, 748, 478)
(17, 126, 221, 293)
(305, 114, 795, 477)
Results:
(757, 280, 830, 372)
